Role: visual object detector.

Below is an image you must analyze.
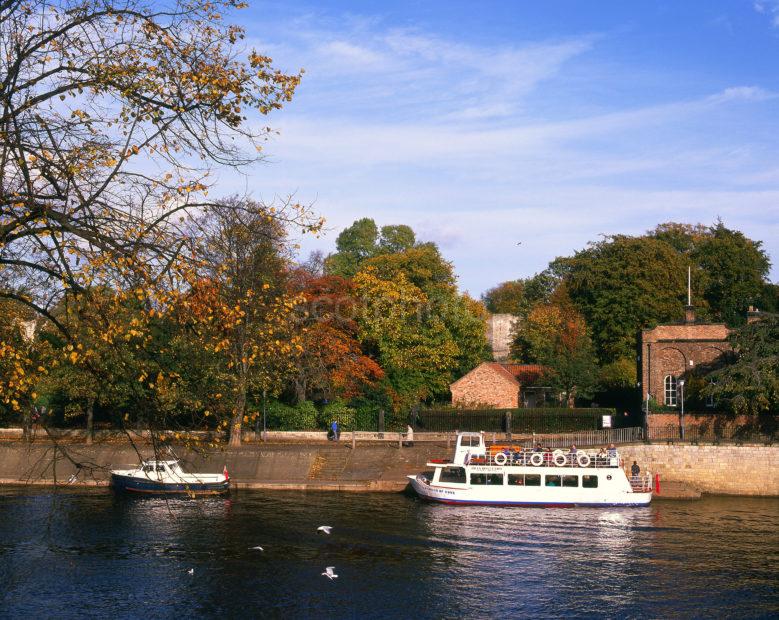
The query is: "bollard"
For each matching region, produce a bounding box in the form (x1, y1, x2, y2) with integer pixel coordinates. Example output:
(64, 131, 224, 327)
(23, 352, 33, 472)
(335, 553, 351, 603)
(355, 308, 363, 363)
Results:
(352, 431, 356, 450)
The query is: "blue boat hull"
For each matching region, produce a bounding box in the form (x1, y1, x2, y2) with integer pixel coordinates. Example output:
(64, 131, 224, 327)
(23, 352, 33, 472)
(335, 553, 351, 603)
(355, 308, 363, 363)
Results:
(111, 474, 229, 495)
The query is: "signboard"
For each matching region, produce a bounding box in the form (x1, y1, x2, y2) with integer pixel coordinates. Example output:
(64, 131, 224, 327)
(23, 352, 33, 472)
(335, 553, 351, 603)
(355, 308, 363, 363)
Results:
(602, 415, 612, 429)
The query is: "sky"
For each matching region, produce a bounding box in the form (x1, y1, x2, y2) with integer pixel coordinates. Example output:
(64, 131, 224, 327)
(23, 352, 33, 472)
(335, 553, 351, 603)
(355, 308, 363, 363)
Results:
(224, 0, 779, 296)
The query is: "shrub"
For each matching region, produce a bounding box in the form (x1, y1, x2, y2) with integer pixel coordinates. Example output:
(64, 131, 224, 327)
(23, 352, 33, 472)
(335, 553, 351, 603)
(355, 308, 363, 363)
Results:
(267, 400, 318, 430)
(320, 401, 356, 431)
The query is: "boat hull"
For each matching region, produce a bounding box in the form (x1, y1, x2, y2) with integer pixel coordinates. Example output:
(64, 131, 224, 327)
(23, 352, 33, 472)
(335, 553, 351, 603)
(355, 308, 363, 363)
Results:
(111, 473, 229, 495)
(407, 475, 651, 507)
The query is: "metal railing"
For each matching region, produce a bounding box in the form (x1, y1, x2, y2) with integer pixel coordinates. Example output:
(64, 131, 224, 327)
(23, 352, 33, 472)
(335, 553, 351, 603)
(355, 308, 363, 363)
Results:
(469, 449, 621, 469)
(518, 426, 645, 448)
(648, 424, 776, 444)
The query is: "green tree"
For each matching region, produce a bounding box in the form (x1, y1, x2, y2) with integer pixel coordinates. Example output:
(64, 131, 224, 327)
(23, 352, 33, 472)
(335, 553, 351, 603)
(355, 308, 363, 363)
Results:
(324, 218, 379, 277)
(482, 280, 525, 314)
(649, 221, 771, 325)
(702, 315, 779, 419)
(378, 225, 416, 254)
(559, 235, 689, 364)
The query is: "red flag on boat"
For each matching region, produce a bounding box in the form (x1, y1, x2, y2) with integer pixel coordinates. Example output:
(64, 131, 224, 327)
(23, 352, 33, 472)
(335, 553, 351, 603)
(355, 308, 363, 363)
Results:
(223, 465, 229, 481)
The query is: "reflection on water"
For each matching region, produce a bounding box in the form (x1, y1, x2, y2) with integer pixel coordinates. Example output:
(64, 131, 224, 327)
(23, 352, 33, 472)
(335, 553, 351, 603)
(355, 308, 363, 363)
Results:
(0, 488, 777, 618)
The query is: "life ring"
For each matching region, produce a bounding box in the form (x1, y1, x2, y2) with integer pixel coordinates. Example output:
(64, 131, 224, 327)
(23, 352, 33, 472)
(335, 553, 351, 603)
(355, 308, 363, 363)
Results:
(553, 450, 567, 467)
(530, 453, 544, 467)
(494, 452, 507, 466)
(576, 453, 591, 468)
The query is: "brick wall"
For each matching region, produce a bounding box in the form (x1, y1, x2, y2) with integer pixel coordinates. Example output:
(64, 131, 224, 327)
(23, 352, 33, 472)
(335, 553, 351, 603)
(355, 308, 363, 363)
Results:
(451, 363, 519, 408)
(641, 322, 731, 405)
(620, 444, 779, 496)
(647, 412, 753, 439)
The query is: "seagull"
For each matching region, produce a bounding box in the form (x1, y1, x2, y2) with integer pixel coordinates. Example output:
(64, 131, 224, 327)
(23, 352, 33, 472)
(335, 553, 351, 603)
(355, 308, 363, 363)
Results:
(317, 526, 332, 535)
(516, 241, 522, 245)
(249, 546, 264, 551)
(322, 566, 338, 580)
(187, 568, 194, 575)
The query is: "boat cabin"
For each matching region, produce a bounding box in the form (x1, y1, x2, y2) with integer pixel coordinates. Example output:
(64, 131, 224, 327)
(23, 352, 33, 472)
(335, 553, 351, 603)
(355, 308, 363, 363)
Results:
(453, 432, 486, 465)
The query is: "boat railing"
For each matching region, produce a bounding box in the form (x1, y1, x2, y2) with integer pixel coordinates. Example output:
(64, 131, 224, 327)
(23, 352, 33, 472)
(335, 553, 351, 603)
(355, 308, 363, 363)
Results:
(629, 474, 653, 493)
(470, 450, 621, 469)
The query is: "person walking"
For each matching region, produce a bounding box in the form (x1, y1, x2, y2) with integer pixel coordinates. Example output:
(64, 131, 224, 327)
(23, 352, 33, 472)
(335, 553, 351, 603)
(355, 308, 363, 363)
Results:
(330, 420, 340, 441)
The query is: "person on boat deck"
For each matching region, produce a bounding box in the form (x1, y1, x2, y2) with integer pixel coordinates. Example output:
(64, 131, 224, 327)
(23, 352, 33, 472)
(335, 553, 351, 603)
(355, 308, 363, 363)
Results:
(533, 443, 543, 452)
(569, 444, 577, 454)
(607, 443, 617, 457)
(631, 461, 640, 479)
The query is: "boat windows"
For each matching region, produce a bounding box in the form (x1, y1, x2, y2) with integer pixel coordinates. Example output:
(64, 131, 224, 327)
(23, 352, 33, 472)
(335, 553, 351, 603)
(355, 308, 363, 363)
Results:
(507, 474, 524, 486)
(469, 473, 503, 485)
(545, 475, 561, 487)
(562, 475, 579, 488)
(460, 435, 481, 447)
(524, 474, 541, 487)
(582, 475, 598, 488)
(440, 467, 466, 483)
(142, 465, 153, 473)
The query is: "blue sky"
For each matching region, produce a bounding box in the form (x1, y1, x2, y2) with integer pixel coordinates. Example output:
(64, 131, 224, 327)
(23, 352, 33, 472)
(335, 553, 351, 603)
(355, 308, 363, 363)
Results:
(226, 0, 779, 296)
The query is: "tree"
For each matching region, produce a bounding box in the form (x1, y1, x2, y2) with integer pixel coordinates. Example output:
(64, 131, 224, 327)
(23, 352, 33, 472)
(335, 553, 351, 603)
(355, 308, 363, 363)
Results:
(353, 268, 459, 408)
(324, 218, 379, 277)
(186, 199, 300, 446)
(702, 315, 779, 419)
(377, 225, 415, 254)
(558, 235, 690, 364)
(511, 298, 599, 403)
(289, 272, 383, 403)
(482, 280, 525, 314)
(649, 221, 771, 325)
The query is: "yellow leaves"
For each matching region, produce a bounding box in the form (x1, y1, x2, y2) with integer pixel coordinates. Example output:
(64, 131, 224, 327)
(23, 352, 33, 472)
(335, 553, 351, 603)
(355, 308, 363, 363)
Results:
(69, 351, 79, 364)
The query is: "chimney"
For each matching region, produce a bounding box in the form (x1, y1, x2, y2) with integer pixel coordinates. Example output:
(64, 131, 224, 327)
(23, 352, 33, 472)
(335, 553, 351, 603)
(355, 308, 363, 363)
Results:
(684, 305, 696, 324)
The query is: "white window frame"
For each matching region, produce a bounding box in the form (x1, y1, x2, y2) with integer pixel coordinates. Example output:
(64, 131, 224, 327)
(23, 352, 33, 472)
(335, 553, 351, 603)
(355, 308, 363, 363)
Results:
(664, 375, 677, 407)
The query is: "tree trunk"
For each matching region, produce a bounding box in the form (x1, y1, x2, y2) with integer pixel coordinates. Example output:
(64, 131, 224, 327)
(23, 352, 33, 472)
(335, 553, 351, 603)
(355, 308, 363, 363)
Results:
(294, 376, 306, 405)
(85, 398, 95, 445)
(228, 378, 247, 447)
(22, 405, 32, 442)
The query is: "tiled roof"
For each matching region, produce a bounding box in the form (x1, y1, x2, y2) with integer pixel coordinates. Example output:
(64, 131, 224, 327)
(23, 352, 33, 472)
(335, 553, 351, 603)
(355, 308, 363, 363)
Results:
(499, 363, 546, 384)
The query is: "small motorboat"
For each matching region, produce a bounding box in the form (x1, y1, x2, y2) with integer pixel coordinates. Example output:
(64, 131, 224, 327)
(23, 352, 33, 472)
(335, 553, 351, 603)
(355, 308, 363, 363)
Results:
(111, 459, 230, 495)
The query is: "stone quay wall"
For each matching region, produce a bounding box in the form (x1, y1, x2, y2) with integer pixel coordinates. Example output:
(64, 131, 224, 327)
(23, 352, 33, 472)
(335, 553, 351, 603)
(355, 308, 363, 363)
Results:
(619, 444, 778, 497)
(0, 436, 776, 496)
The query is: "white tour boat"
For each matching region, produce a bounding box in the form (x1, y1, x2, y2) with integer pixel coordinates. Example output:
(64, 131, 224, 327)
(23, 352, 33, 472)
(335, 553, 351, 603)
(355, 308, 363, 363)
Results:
(111, 459, 230, 495)
(408, 432, 652, 507)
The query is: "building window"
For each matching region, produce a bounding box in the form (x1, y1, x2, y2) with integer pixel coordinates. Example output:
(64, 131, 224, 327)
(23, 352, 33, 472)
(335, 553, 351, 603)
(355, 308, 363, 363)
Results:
(664, 375, 677, 407)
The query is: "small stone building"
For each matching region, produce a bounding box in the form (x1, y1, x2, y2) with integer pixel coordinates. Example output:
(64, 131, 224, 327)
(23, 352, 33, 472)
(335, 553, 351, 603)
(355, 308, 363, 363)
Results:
(639, 305, 730, 408)
(450, 362, 546, 409)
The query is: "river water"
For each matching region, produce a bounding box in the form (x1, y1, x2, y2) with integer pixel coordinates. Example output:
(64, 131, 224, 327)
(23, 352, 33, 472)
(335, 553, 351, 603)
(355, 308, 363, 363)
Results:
(0, 488, 776, 619)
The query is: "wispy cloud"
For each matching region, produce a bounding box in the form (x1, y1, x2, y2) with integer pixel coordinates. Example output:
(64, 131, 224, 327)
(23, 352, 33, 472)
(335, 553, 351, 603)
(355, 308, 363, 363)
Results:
(236, 6, 779, 292)
(753, 1, 779, 27)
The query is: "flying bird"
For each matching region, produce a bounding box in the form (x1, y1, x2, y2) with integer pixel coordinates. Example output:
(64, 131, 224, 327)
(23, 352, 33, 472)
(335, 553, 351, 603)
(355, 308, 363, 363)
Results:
(249, 546, 264, 551)
(317, 526, 332, 534)
(516, 241, 522, 245)
(322, 566, 338, 580)
(187, 568, 194, 575)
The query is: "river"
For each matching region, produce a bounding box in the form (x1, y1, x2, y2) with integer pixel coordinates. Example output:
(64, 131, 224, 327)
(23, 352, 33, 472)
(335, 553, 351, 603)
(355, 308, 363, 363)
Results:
(0, 488, 776, 618)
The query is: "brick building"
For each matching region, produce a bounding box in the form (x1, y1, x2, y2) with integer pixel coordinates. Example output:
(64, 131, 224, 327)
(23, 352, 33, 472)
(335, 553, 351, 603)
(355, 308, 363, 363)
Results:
(450, 362, 546, 409)
(639, 305, 731, 408)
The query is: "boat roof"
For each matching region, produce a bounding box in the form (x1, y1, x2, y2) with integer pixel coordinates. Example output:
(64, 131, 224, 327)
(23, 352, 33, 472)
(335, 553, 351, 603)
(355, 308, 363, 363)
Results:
(141, 459, 179, 466)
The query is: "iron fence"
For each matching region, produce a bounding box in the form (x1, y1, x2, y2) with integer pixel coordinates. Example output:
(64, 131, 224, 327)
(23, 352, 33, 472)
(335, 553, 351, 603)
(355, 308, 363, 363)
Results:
(648, 424, 776, 444)
(415, 408, 612, 434)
